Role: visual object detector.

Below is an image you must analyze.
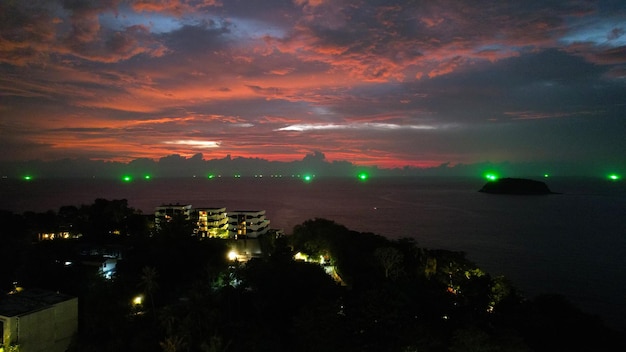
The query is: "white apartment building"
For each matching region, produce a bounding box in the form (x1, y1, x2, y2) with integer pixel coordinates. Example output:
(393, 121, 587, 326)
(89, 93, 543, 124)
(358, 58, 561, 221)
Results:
(227, 210, 270, 239)
(155, 205, 272, 239)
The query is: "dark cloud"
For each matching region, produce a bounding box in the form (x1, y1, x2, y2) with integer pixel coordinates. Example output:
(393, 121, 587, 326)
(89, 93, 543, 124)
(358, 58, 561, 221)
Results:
(587, 45, 626, 65)
(163, 20, 231, 53)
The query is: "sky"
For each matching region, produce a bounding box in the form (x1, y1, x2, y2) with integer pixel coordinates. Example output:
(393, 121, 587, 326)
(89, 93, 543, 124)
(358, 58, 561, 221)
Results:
(1, 0, 625, 174)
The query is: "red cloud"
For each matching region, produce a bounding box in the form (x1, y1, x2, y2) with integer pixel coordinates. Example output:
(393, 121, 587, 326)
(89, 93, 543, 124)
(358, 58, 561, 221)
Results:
(131, 0, 221, 16)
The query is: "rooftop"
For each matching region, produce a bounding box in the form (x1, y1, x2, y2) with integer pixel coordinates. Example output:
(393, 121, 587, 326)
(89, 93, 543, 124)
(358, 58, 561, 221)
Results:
(0, 289, 76, 317)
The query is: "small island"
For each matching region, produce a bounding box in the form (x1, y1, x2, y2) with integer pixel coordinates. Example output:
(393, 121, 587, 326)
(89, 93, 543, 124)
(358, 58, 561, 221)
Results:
(479, 177, 555, 195)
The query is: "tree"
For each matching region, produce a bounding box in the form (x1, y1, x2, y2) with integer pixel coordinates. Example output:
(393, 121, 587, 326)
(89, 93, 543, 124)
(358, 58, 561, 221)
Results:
(425, 257, 437, 278)
(200, 336, 230, 352)
(157, 213, 196, 240)
(139, 266, 159, 315)
(160, 335, 186, 352)
(374, 246, 404, 279)
(449, 327, 501, 352)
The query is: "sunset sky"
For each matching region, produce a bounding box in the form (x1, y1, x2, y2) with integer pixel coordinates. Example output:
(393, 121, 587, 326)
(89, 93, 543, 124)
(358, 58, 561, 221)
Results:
(1, 0, 625, 170)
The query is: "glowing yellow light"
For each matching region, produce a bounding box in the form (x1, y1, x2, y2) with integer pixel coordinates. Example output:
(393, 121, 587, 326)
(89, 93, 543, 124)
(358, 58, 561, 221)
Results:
(228, 250, 238, 261)
(294, 252, 308, 261)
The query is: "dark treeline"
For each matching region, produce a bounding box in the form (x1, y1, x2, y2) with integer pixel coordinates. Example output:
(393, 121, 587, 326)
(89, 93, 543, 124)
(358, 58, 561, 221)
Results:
(0, 201, 623, 351)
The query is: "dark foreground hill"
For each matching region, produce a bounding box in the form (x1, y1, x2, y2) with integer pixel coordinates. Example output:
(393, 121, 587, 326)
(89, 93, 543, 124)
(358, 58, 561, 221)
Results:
(2, 202, 622, 352)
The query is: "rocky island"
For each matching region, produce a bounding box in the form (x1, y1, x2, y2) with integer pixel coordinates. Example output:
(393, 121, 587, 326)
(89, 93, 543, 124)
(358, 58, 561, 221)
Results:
(479, 177, 555, 195)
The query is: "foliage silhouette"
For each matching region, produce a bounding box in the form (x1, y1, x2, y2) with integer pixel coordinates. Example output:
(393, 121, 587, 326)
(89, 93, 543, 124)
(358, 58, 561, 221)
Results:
(3, 202, 624, 351)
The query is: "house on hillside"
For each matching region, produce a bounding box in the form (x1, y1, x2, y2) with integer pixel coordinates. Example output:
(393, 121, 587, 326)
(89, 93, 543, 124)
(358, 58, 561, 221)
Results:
(0, 289, 78, 352)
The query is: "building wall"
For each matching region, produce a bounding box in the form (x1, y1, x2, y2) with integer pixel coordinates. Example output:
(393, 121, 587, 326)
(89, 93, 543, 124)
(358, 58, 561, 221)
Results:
(195, 207, 228, 238)
(0, 297, 77, 352)
(52, 298, 78, 352)
(1, 316, 15, 350)
(17, 308, 55, 352)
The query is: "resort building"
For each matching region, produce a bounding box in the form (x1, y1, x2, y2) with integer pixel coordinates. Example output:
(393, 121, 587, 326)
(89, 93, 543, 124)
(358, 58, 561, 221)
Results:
(37, 231, 81, 241)
(154, 204, 192, 230)
(0, 289, 78, 352)
(194, 207, 228, 238)
(227, 210, 270, 239)
(37, 225, 82, 241)
(154, 205, 273, 240)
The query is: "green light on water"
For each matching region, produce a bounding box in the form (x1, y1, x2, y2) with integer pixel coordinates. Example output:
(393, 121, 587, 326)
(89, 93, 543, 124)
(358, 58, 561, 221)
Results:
(544, 174, 550, 178)
(484, 173, 498, 181)
(608, 174, 621, 181)
(122, 175, 132, 182)
(144, 175, 151, 180)
(207, 174, 215, 179)
(23, 175, 33, 181)
(358, 173, 369, 181)
(302, 174, 315, 182)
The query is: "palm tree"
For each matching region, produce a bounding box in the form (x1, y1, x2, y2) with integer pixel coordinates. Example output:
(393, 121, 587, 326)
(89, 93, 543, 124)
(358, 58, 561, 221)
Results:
(200, 335, 230, 352)
(159, 306, 180, 337)
(160, 335, 186, 352)
(139, 266, 159, 315)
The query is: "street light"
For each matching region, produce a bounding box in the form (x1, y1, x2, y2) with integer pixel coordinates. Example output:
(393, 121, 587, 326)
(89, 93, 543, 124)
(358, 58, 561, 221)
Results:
(133, 295, 144, 306)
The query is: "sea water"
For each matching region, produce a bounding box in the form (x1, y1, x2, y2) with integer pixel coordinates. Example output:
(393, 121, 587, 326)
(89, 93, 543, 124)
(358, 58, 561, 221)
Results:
(1, 176, 625, 331)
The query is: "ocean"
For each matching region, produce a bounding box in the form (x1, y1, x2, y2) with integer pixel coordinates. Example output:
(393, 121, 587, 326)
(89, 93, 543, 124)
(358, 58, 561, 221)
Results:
(1, 176, 625, 331)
